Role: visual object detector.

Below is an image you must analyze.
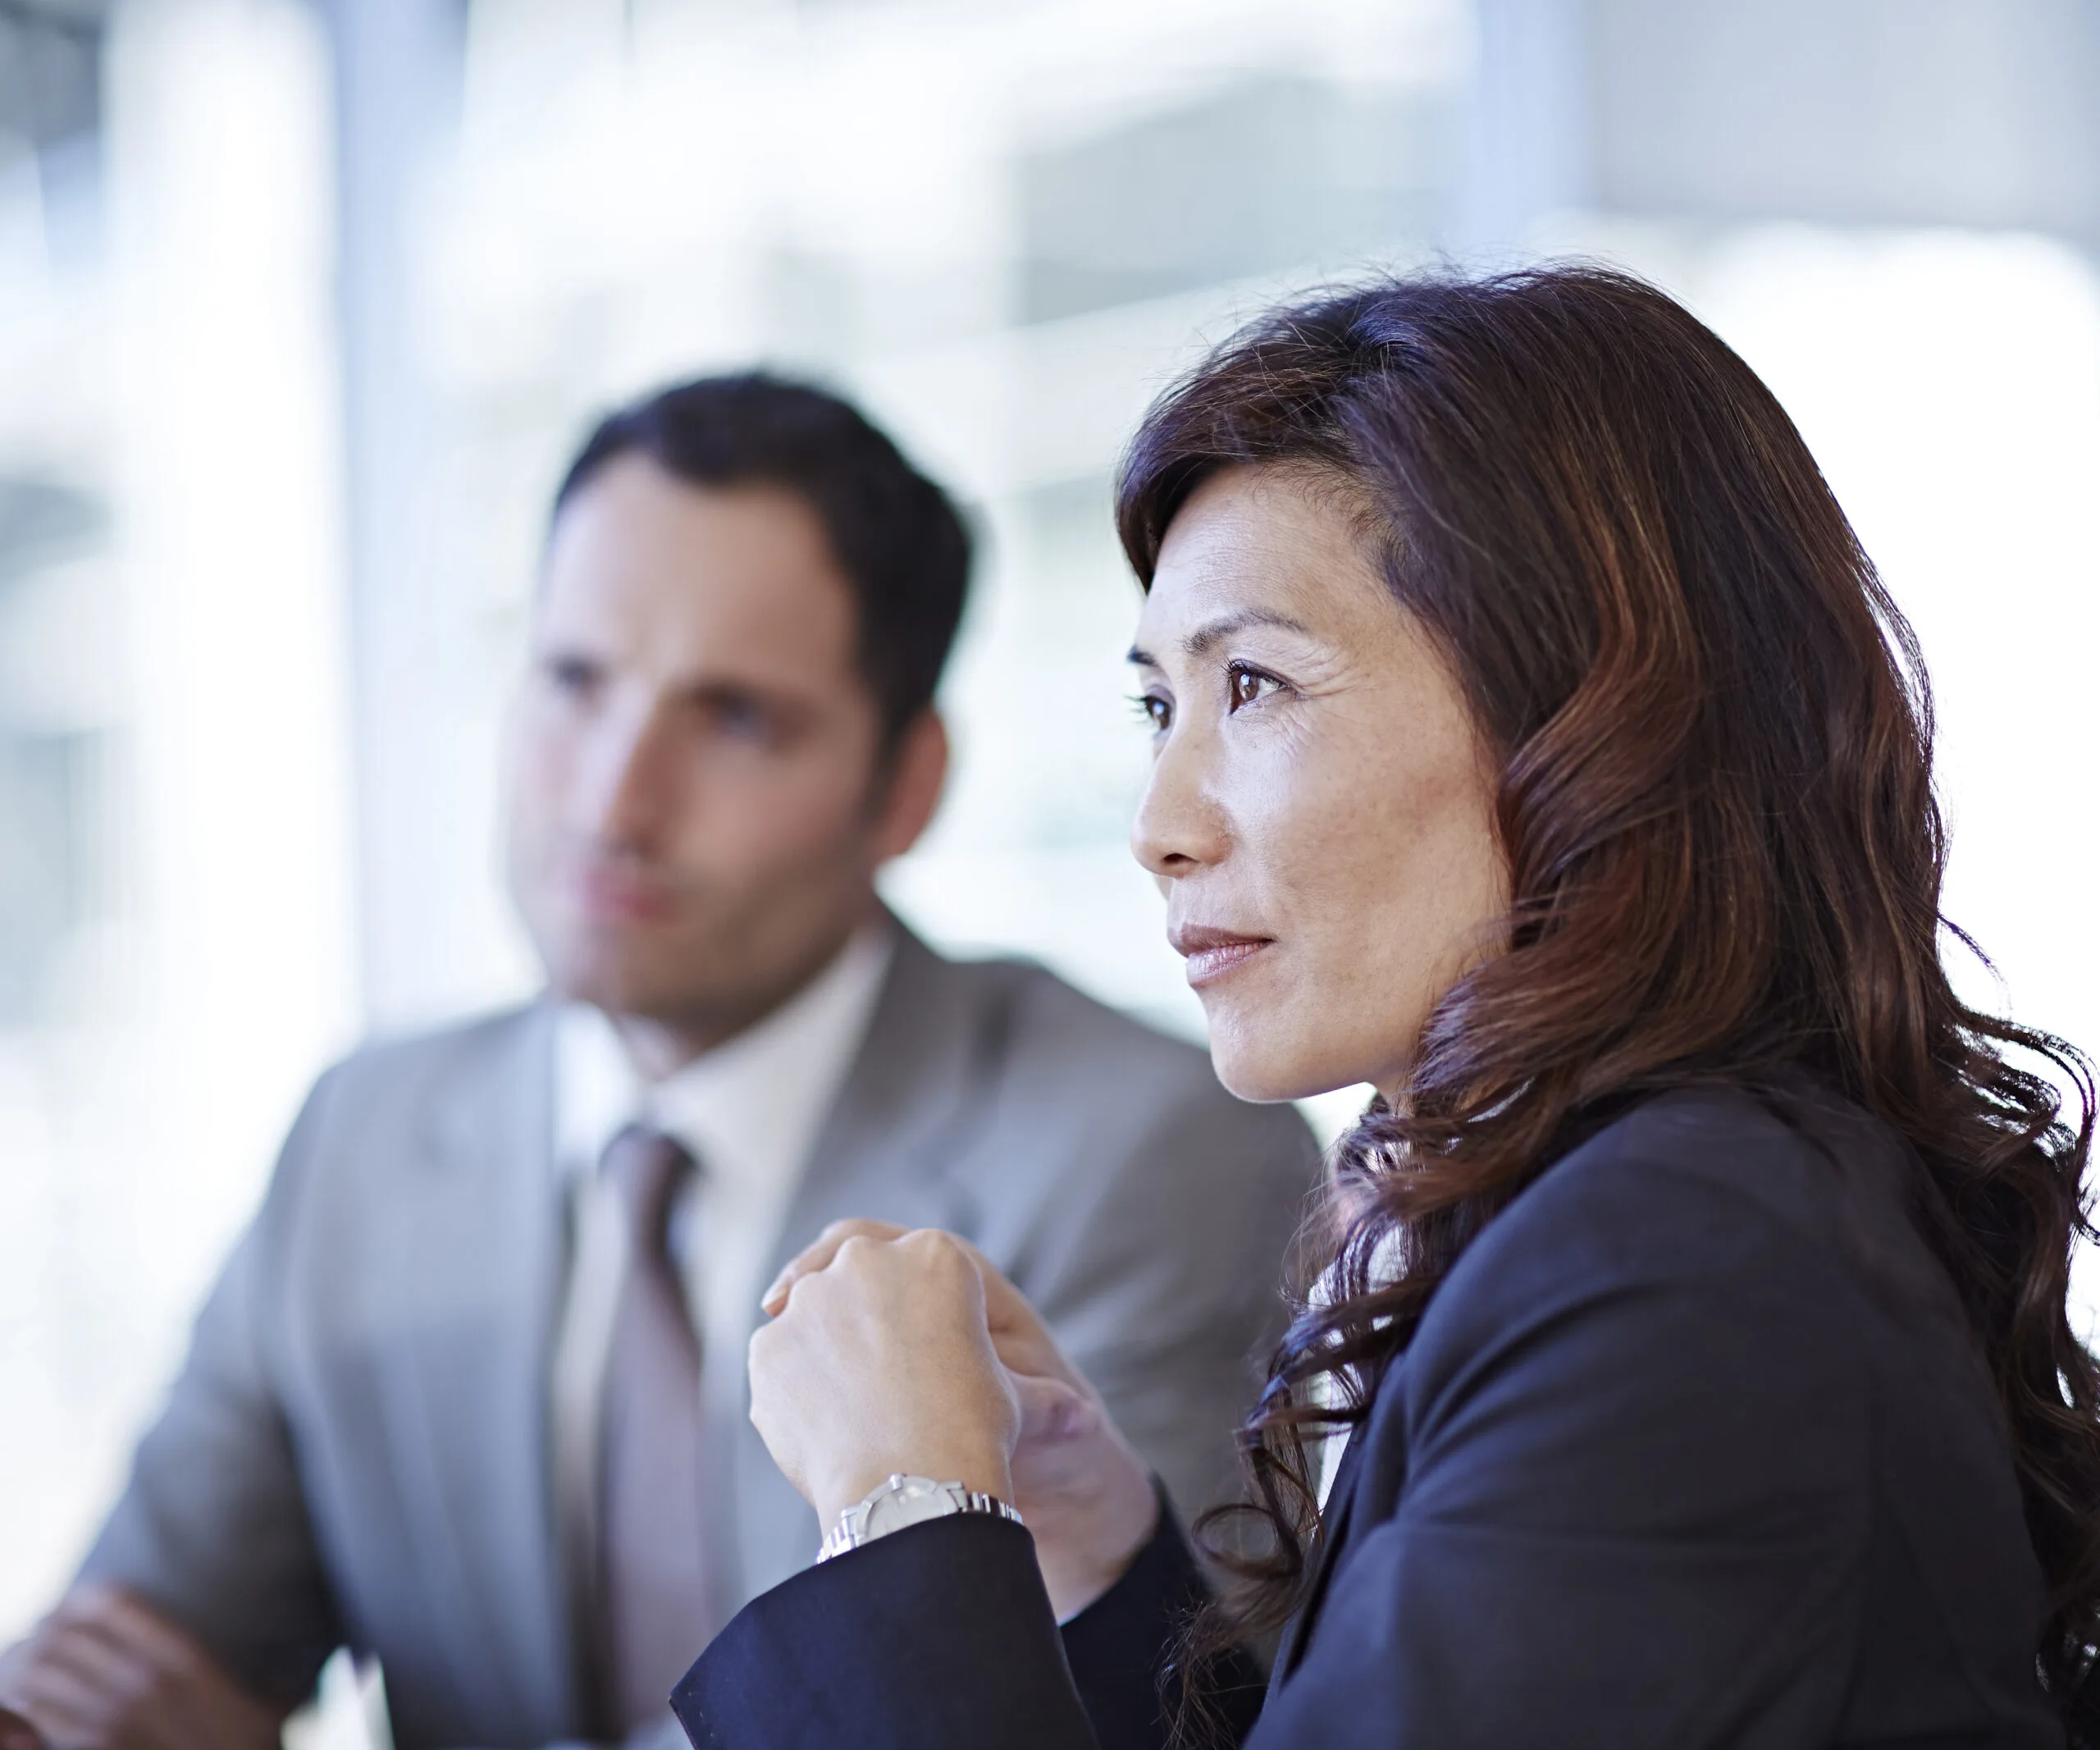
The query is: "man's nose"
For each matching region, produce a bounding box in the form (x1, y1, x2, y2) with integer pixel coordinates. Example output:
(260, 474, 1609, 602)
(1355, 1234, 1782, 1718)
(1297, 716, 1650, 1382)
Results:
(578, 701, 679, 849)
(1130, 723, 1226, 880)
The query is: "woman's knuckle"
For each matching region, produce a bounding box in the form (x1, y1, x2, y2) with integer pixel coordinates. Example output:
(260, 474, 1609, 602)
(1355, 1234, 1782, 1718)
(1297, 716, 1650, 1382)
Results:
(911, 1229, 969, 1275)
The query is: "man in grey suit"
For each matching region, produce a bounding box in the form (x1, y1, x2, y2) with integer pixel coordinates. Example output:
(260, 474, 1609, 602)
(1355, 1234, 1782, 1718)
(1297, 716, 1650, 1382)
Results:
(0, 375, 1319, 1750)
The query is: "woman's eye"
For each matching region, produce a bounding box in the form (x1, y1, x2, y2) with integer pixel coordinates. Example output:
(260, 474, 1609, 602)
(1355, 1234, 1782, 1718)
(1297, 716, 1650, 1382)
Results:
(1133, 693, 1172, 733)
(1227, 664, 1281, 712)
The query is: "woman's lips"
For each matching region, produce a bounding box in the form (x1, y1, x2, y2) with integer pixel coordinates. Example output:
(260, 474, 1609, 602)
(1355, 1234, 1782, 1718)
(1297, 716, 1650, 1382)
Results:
(1170, 925, 1274, 988)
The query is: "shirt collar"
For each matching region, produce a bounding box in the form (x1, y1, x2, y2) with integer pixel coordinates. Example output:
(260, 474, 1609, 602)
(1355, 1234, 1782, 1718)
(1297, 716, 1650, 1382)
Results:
(555, 920, 897, 1203)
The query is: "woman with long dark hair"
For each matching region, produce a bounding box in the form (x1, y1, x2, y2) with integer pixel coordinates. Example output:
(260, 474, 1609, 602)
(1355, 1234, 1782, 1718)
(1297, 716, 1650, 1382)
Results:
(670, 266, 2100, 1748)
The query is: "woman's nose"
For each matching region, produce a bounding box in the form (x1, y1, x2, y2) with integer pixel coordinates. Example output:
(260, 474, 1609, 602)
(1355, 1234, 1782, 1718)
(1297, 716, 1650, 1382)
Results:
(1130, 725, 1227, 880)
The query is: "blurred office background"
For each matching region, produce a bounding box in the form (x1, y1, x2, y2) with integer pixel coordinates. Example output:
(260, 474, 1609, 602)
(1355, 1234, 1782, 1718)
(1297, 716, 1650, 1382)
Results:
(2, 0, 2098, 1633)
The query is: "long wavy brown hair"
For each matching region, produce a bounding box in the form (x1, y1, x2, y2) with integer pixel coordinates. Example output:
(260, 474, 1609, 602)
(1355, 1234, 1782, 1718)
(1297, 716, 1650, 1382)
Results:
(1115, 266, 2100, 1732)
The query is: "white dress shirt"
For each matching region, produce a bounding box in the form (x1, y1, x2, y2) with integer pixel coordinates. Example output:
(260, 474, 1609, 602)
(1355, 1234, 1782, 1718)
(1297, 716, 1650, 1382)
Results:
(546, 921, 896, 1649)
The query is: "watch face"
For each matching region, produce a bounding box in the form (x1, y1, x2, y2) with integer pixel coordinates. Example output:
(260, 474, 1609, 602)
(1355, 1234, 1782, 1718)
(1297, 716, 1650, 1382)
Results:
(862, 1476, 953, 1538)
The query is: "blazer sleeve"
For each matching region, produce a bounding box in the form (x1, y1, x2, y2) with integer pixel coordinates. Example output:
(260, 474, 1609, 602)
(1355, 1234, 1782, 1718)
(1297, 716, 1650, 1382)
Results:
(74, 1071, 345, 1707)
(1252, 1147, 1878, 1750)
(673, 1116, 1887, 1750)
(673, 1497, 1259, 1750)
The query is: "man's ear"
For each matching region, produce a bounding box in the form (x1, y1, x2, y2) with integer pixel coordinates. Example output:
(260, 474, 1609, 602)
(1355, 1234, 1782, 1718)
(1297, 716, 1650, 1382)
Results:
(870, 709, 949, 862)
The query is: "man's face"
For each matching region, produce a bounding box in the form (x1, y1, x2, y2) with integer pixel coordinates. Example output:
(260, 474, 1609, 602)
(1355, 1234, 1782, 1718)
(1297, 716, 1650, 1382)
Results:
(508, 454, 902, 1044)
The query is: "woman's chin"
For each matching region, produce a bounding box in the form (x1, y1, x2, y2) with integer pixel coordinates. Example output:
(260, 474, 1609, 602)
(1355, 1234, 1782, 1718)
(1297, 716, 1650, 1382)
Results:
(1207, 1026, 1365, 1107)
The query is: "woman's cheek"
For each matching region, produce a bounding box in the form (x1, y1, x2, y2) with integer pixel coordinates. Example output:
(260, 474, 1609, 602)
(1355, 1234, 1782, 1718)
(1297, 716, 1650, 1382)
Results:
(1226, 724, 1315, 836)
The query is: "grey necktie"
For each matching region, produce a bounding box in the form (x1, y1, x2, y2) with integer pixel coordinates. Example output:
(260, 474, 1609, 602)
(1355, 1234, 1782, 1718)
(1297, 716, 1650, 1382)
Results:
(597, 1124, 714, 1734)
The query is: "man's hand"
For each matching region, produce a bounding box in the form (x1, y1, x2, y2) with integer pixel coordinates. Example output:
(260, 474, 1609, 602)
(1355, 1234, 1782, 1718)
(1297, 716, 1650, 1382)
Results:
(0, 1707, 47, 1750)
(0, 1586, 285, 1750)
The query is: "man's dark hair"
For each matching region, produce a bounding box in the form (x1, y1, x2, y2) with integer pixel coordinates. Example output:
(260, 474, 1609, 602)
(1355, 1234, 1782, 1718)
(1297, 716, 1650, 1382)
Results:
(554, 372, 971, 745)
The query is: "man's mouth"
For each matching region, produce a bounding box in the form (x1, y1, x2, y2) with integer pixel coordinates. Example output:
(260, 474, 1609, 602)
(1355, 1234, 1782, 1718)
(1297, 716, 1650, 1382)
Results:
(574, 859, 682, 925)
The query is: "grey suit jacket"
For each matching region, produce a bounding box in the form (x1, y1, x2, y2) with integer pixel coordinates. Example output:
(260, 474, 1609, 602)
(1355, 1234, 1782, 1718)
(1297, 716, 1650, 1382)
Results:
(77, 929, 1322, 1749)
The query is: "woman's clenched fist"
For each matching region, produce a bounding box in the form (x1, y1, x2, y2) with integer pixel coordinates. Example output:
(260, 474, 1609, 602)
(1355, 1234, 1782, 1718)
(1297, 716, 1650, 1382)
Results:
(749, 1226, 1023, 1533)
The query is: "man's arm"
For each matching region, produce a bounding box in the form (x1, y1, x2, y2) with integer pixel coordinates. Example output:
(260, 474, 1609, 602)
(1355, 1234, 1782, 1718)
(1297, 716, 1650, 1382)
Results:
(0, 1704, 48, 1750)
(4, 1074, 349, 1745)
(0, 1588, 285, 1750)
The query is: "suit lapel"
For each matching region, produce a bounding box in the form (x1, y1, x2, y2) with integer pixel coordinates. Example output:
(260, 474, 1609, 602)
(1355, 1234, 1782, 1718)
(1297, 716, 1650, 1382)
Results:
(731, 930, 1004, 1598)
(764, 926, 999, 1269)
(385, 1004, 582, 1735)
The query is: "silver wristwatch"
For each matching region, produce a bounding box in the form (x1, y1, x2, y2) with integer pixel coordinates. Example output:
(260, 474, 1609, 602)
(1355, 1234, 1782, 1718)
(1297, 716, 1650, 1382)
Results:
(816, 1473, 1024, 1563)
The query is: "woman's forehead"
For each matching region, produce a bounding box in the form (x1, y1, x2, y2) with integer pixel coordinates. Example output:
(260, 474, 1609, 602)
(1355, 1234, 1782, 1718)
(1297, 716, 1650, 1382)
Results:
(1138, 470, 1392, 652)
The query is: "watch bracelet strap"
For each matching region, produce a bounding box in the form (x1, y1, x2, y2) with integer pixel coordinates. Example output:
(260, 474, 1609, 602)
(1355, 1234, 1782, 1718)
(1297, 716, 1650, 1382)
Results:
(816, 1481, 1024, 1563)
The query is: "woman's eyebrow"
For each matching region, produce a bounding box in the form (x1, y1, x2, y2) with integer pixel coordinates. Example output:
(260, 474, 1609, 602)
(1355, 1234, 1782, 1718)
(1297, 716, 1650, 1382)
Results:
(1126, 607, 1312, 669)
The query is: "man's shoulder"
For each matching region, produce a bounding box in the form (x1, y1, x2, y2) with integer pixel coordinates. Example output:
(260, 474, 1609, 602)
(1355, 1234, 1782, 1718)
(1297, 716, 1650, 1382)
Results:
(915, 939, 1220, 1096)
(307, 1000, 550, 1126)
(331, 999, 544, 1073)
(906, 936, 1315, 1154)
(956, 948, 1198, 1051)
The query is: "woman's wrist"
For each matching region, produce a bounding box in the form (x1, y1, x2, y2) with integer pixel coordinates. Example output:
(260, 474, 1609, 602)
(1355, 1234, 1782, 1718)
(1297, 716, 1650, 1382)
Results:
(813, 1446, 1016, 1533)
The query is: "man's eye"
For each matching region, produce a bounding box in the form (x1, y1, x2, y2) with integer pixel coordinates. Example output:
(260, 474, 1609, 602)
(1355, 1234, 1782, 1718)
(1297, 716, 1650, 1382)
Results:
(546, 655, 600, 696)
(1132, 692, 1172, 733)
(710, 694, 774, 742)
(1227, 664, 1281, 711)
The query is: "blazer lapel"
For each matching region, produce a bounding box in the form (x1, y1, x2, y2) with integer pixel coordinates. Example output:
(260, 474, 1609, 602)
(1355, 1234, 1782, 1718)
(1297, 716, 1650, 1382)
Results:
(384, 1004, 582, 1736)
(1275, 1414, 1376, 1683)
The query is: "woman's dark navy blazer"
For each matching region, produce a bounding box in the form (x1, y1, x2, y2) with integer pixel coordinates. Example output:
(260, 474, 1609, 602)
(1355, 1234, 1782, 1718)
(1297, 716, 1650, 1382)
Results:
(673, 1079, 2065, 1750)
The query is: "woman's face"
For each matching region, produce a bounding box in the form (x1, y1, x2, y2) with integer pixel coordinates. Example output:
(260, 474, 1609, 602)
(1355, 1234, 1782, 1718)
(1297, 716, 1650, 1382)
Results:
(1130, 465, 1508, 1104)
